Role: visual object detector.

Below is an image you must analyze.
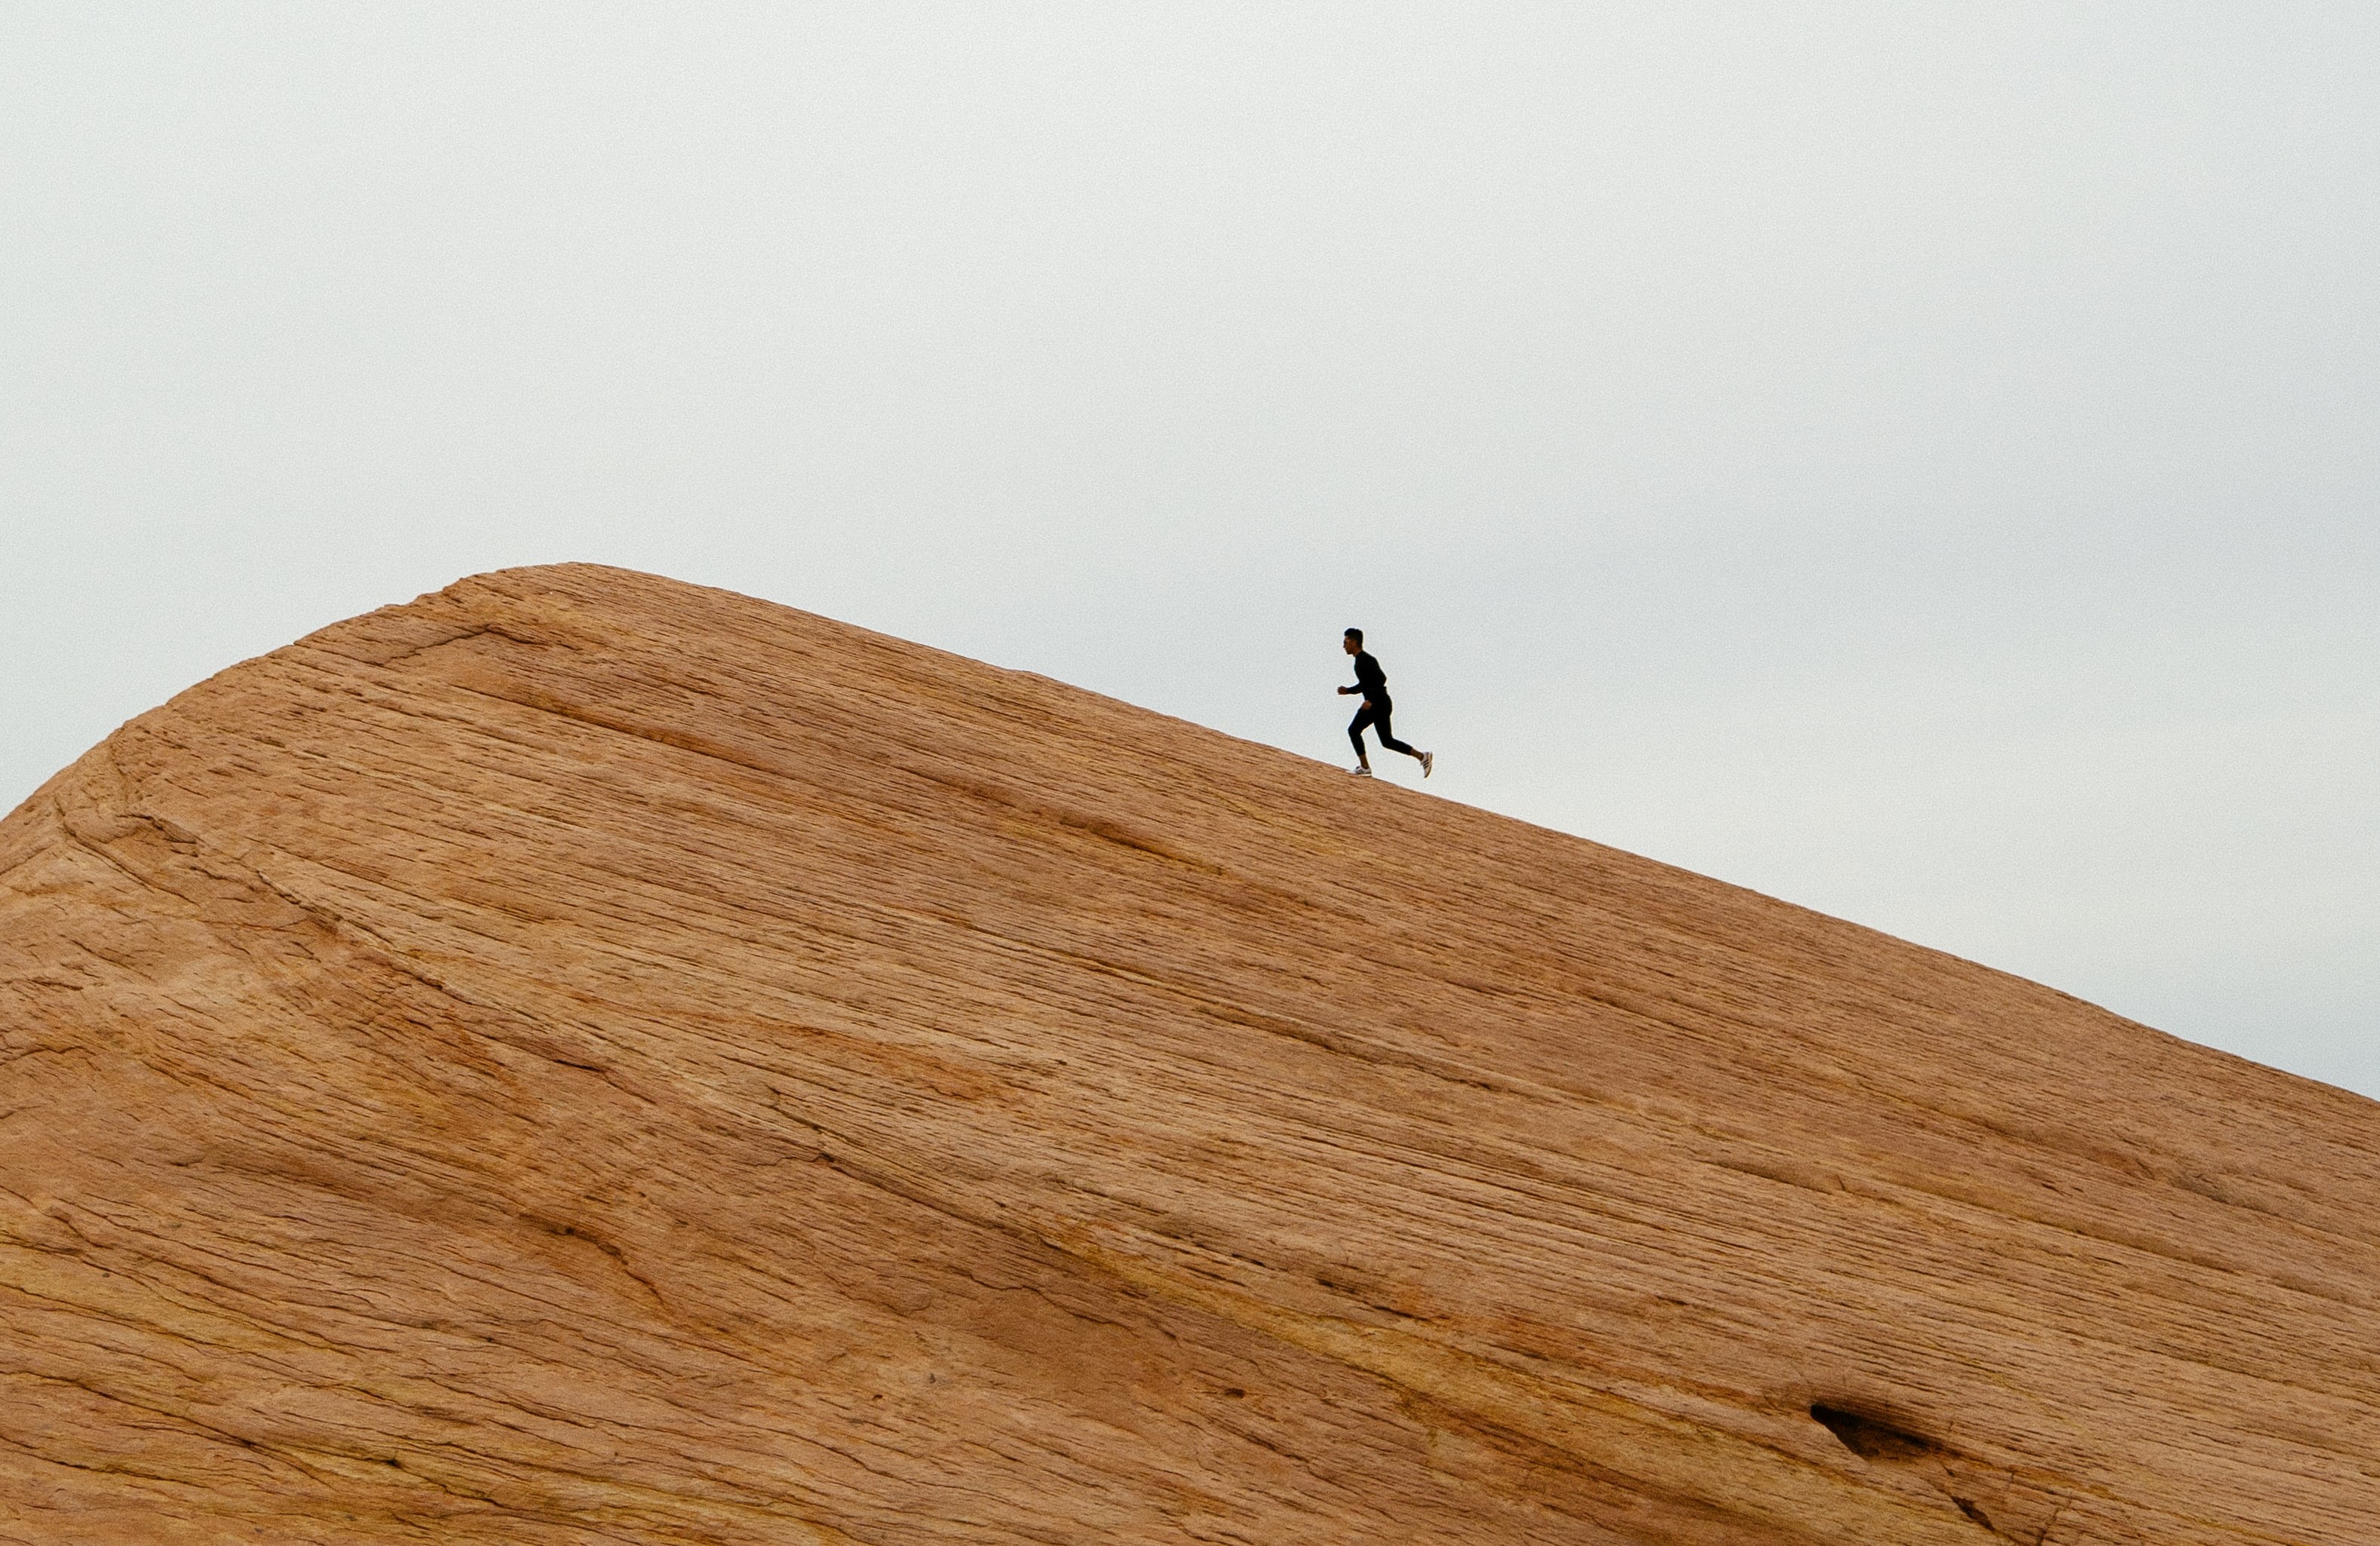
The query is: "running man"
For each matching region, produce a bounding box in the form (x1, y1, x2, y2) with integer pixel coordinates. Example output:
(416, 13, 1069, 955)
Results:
(1339, 628, 1434, 779)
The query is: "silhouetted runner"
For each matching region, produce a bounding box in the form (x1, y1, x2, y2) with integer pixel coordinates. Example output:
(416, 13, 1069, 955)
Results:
(1339, 628, 1434, 780)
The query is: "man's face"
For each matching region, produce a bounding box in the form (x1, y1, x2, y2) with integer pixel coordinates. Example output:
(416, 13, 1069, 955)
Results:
(1343, 635, 1360, 655)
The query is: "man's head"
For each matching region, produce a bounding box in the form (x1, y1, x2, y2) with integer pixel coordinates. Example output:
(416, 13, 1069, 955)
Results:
(1342, 627, 1363, 656)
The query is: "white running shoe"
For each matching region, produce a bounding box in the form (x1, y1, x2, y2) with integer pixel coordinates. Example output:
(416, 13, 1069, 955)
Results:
(1351, 765, 1373, 778)
(1420, 751, 1434, 778)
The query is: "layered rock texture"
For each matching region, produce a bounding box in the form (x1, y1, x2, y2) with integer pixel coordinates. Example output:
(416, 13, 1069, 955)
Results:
(2, 565, 2374, 1545)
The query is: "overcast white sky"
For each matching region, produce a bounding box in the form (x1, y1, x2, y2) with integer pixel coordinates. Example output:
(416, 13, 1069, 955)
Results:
(5, 5, 2375, 1098)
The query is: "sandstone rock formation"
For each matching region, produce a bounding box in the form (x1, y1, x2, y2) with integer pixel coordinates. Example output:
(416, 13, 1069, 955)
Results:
(2, 564, 2374, 1544)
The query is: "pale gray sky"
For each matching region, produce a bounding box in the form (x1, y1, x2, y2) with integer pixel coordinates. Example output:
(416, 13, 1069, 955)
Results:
(6, 5, 2375, 1097)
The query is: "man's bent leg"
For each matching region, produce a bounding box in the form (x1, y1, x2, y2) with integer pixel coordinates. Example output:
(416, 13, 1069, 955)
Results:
(1374, 708, 1421, 758)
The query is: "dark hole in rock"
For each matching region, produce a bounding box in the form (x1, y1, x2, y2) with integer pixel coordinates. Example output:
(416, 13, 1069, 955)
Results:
(1814, 1406, 2020, 1536)
(1810, 1403, 1944, 1464)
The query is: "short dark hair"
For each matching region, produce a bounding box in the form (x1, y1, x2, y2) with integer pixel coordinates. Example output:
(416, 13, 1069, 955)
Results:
(1343, 627, 1363, 644)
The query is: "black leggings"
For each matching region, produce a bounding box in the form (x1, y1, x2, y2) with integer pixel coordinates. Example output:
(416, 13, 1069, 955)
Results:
(1350, 701, 1418, 758)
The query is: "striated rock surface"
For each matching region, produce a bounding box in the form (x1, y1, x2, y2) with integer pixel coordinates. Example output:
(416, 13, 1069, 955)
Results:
(2, 563, 2375, 1545)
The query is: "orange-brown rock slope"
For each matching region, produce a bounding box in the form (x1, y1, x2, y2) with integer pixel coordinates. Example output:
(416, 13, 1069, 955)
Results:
(2, 565, 2374, 1545)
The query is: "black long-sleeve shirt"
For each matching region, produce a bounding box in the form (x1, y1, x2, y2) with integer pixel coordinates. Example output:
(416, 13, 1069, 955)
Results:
(1348, 650, 1388, 706)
